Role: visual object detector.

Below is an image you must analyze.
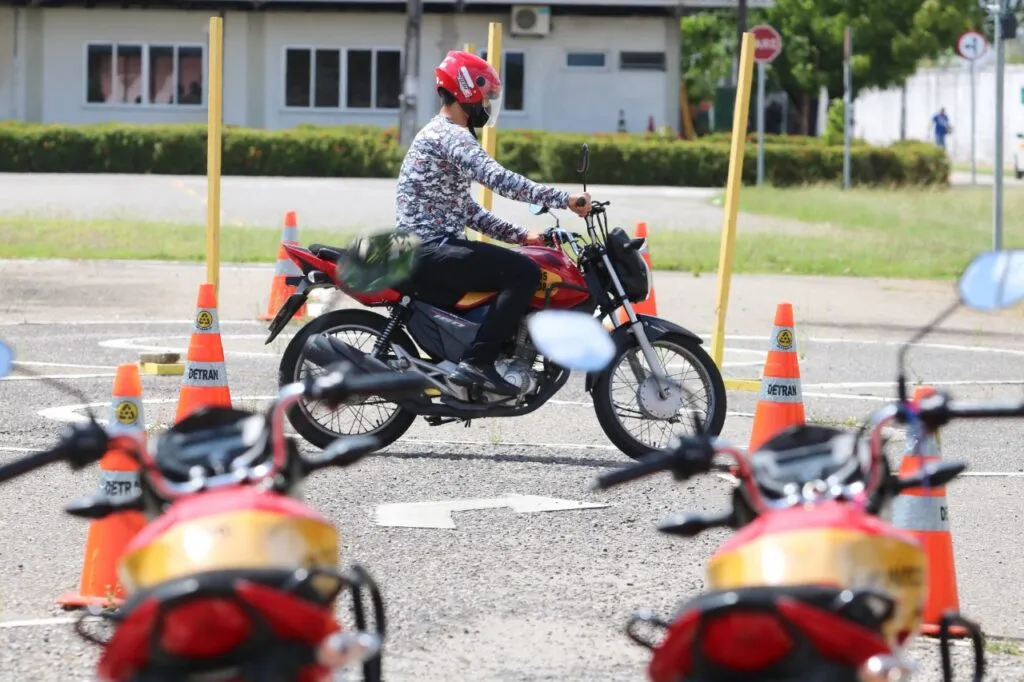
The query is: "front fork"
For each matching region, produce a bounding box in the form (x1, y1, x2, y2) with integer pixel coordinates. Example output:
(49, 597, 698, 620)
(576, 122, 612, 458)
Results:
(601, 254, 671, 396)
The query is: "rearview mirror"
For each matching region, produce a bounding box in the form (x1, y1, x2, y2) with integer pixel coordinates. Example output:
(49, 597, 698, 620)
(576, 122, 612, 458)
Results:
(336, 229, 422, 294)
(957, 249, 1024, 311)
(0, 342, 11, 378)
(528, 203, 549, 216)
(527, 310, 615, 372)
(577, 143, 590, 174)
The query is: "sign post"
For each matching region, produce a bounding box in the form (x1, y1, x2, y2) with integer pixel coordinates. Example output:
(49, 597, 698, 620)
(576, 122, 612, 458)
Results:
(842, 26, 852, 190)
(751, 24, 782, 186)
(956, 30, 989, 186)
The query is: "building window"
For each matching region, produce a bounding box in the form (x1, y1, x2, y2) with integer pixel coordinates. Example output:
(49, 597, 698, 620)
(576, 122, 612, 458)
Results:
(480, 50, 525, 112)
(620, 51, 667, 72)
(86, 42, 203, 106)
(284, 47, 401, 110)
(566, 52, 607, 69)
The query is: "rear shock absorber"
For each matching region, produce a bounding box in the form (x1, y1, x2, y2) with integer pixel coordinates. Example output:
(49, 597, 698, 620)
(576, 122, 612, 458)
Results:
(371, 298, 409, 360)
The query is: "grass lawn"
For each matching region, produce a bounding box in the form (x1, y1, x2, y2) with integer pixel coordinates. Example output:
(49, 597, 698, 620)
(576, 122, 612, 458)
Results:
(0, 184, 1020, 279)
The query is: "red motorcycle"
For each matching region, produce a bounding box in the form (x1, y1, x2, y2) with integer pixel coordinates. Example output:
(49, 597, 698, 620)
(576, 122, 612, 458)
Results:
(264, 143, 727, 460)
(0, 359, 430, 682)
(589, 248, 1024, 682)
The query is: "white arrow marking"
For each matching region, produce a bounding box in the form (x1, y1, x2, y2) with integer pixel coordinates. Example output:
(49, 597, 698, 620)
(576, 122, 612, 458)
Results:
(374, 494, 611, 529)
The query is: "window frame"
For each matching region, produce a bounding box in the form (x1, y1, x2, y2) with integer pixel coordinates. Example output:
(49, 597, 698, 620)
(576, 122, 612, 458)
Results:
(281, 44, 403, 113)
(618, 50, 668, 72)
(563, 50, 610, 72)
(82, 41, 206, 109)
(479, 48, 527, 114)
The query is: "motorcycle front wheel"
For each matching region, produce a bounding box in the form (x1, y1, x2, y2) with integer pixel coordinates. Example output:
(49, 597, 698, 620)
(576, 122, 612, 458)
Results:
(591, 332, 727, 460)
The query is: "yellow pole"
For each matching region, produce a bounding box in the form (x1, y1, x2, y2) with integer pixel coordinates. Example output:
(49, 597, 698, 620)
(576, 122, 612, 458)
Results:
(463, 42, 476, 53)
(680, 82, 696, 141)
(474, 22, 503, 244)
(710, 32, 755, 380)
(206, 16, 224, 296)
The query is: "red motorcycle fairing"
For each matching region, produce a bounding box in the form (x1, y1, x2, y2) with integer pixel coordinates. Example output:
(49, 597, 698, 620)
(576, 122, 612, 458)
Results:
(282, 243, 402, 306)
(646, 586, 891, 682)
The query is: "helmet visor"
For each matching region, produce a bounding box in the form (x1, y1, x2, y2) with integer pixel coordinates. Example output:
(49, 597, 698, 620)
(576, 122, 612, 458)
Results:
(482, 86, 503, 128)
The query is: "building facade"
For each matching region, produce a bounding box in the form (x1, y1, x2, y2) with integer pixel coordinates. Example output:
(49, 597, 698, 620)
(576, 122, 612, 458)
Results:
(0, 0, 716, 134)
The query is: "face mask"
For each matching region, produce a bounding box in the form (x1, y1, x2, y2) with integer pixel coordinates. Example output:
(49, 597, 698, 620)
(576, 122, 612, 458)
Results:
(461, 102, 490, 129)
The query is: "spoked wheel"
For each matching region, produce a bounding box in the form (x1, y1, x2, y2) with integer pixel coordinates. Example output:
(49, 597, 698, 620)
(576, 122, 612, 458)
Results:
(592, 332, 727, 460)
(278, 309, 419, 451)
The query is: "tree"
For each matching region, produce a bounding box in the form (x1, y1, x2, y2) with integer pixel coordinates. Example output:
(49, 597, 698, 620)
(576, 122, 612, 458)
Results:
(679, 0, 987, 133)
(680, 10, 735, 106)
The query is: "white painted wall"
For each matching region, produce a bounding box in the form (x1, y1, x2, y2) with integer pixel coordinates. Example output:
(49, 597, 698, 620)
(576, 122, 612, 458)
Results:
(8, 7, 675, 135)
(854, 60, 1024, 166)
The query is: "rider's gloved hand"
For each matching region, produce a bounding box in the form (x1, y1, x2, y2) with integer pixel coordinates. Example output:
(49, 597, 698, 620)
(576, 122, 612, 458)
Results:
(568, 193, 592, 217)
(523, 230, 546, 246)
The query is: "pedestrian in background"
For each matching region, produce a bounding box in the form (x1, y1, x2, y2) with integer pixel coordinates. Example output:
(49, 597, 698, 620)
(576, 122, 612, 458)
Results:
(931, 107, 952, 149)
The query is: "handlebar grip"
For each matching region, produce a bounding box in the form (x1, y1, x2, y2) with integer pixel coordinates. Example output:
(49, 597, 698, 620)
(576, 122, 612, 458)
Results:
(917, 394, 1024, 428)
(343, 371, 430, 397)
(595, 451, 677, 490)
(0, 423, 110, 484)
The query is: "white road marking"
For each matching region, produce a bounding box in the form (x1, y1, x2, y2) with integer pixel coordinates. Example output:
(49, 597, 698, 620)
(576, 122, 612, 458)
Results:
(805, 379, 1024, 389)
(716, 334, 1024, 358)
(2, 373, 116, 382)
(0, 319, 264, 327)
(0, 616, 100, 629)
(14, 361, 118, 370)
(375, 494, 611, 529)
(0, 446, 36, 452)
(99, 334, 280, 359)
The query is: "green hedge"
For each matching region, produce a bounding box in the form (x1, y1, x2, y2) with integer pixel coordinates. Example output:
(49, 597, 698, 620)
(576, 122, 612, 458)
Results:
(0, 121, 949, 187)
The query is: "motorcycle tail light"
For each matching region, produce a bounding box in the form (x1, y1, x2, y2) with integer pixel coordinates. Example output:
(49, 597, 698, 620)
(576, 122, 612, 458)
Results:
(699, 611, 793, 672)
(159, 598, 252, 659)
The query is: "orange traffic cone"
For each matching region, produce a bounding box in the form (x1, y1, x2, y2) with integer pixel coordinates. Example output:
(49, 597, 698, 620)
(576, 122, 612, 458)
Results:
(58, 364, 148, 609)
(747, 302, 806, 452)
(175, 283, 232, 422)
(259, 210, 308, 322)
(892, 386, 967, 638)
(616, 221, 659, 326)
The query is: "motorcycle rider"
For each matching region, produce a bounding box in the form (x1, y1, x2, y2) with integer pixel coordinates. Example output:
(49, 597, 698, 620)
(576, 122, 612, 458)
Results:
(395, 50, 592, 397)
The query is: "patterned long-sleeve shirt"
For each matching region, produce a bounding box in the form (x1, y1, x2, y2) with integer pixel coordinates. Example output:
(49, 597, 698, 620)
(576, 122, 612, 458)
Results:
(395, 115, 570, 244)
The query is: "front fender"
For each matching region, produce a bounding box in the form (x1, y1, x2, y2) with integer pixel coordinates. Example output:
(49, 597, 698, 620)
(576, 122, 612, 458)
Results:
(584, 315, 704, 394)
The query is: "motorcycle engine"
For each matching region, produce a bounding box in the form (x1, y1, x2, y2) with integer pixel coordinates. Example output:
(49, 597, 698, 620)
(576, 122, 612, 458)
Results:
(495, 325, 540, 395)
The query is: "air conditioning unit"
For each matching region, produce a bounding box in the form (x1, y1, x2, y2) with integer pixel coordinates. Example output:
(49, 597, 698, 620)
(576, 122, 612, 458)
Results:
(510, 5, 551, 37)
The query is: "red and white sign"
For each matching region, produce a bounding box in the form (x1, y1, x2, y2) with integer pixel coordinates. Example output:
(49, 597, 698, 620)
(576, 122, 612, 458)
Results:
(752, 24, 783, 63)
(955, 30, 988, 61)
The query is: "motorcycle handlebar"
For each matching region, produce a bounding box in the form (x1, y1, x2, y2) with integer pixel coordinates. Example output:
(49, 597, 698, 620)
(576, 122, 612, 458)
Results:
(308, 369, 429, 403)
(594, 450, 679, 490)
(917, 394, 1024, 425)
(0, 425, 135, 485)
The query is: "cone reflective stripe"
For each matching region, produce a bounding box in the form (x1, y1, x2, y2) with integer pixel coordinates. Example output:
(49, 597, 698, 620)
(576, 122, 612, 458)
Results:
(748, 302, 806, 452)
(892, 386, 966, 638)
(259, 210, 309, 321)
(58, 364, 147, 609)
(176, 283, 232, 422)
(617, 221, 658, 324)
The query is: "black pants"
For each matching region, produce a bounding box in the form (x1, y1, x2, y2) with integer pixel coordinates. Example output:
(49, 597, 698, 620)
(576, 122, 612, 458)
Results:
(408, 237, 541, 365)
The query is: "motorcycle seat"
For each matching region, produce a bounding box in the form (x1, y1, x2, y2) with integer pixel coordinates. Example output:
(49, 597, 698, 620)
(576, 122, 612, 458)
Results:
(308, 243, 345, 262)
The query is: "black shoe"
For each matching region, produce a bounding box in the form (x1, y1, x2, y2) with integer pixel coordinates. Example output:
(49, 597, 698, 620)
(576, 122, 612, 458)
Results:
(450, 361, 520, 397)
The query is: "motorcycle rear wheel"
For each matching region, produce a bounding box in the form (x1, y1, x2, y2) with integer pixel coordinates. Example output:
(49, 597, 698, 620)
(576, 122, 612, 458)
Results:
(278, 308, 419, 451)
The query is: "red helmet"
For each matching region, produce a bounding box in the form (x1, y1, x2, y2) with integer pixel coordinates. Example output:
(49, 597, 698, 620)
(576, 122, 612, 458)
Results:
(435, 50, 503, 128)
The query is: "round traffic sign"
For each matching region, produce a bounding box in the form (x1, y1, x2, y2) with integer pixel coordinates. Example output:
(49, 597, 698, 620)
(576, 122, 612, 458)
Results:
(956, 30, 988, 61)
(751, 24, 783, 63)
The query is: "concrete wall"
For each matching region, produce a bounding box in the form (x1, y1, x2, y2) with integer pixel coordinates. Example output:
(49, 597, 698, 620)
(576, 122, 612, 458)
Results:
(854, 61, 1024, 166)
(0, 7, 678, 134)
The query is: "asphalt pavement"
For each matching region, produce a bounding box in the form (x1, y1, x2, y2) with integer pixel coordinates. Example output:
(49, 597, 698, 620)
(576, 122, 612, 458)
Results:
(2, 260, 1024, 679)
